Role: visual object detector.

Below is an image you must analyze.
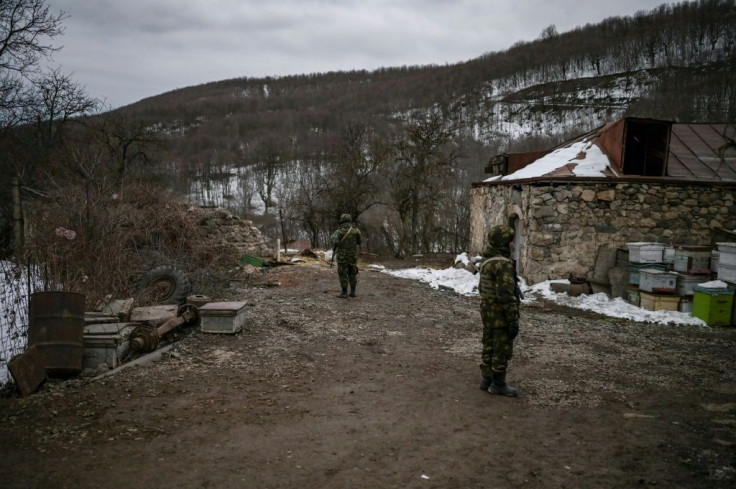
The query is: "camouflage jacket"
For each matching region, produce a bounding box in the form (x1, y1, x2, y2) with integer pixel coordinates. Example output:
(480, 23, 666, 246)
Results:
(330, 223, 362, 263)
(478, 252, 519, 306)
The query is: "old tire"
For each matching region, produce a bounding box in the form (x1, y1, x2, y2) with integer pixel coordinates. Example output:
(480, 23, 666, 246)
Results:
(139, 266, 192, 304)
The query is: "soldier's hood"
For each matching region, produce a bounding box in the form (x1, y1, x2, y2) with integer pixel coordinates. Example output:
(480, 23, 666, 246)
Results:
(482, 224, 513, 259)
(481, 244, 511, 259)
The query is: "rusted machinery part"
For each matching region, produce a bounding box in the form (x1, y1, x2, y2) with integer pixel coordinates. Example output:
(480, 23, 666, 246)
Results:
(177, 304, 199, 325)
(186, 294, 211, 307)
(129, 325, 159, 353)
(155, 316, 187, 338)
(156, 304, 199, 337)
(129, 304, 199, 354)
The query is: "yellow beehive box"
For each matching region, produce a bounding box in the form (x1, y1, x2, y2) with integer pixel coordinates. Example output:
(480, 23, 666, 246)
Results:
(639, 291, 680, 312)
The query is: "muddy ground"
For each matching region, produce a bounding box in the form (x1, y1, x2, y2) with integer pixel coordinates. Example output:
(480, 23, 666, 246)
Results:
(1, 255, 735, 489)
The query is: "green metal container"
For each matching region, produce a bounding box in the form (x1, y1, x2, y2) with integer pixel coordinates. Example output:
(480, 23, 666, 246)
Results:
(692, 286, 734, 327)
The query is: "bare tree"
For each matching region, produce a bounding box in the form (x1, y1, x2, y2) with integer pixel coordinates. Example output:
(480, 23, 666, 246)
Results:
(0, 0, 66, 133)
(385, 113, 461, 256)
(250, 136, 287, 214)
(86, 108, 160, 200)
(0, 1, 100, 252)
(320, 122, 387, 220)
(538, 24, 559, 41)
(31, 67, 97, 145)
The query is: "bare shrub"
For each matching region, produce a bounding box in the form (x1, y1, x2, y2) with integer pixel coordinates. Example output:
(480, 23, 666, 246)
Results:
(23, 181, 242, 307)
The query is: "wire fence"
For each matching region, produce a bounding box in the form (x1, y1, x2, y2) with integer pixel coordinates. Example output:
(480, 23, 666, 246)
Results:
(0, 259, 43, 388)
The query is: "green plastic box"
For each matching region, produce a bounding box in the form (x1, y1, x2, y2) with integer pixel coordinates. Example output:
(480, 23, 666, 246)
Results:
(692, 286, 734, 327)
(241, 254, 266, 267)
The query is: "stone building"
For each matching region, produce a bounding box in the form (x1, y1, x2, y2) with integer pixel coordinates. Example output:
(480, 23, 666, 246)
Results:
(470, 117, 736, 285)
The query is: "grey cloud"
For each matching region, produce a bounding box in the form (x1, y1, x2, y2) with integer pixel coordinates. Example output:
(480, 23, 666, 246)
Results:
(46, 0, 684, 108)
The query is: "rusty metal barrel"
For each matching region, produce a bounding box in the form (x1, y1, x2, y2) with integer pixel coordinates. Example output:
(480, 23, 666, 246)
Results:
(28, 291, 85, 377)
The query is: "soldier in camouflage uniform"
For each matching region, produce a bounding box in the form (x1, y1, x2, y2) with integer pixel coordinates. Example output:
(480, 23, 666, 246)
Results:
(330, 213, 362, 298)
(478, 224, 521, 397)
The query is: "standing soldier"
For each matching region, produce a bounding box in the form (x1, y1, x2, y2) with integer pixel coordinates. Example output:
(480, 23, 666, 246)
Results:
(477, 224, 521, 397)
(330, 213, 362, 298)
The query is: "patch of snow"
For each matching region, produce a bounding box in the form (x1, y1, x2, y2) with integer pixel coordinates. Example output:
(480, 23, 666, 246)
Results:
(384, 266, 707, 326)
(454, 252, 471, 266)
(385, 267, 480, 296)
(697, 280, 729, 289)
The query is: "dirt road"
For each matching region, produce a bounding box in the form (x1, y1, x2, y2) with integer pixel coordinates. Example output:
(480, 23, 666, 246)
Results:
(1, 259, 735, 488)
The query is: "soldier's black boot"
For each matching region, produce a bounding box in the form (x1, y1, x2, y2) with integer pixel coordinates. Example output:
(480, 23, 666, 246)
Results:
(488, 371, 518, 397)
(337, 288, 348, 298)
(349, 284, 356, 297)
(479, 376, 492, 391)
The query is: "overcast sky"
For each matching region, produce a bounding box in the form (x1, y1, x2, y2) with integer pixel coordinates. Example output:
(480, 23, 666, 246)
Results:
(45, 0, 682, 109)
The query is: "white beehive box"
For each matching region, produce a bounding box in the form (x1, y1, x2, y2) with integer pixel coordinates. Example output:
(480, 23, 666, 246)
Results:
(83, 322, 138, 370)
(717, 263, 736, 284)
(717, 243, 736, 267)
(675, 273, 703, 296)
(638, 269, 677, 293)
(673, 245, 712, 274)
(663, 247, 675, 264)
(199, 301, 247, 334)
(627, 242, 664, 264)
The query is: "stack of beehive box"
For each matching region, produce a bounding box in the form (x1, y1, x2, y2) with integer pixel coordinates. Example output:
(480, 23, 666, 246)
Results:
(625, 242, 680, 311)
(625, 242, 720, 313)
(693, 243, 736, 327)
(622, 242, 736, 326)
(672, 245, 713, 313)
(716, 243, 736, 284)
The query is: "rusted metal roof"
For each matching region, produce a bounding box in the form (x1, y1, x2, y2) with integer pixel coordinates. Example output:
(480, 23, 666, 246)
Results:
(667, 123, 736, 181)
(479, 118, 736, 185)
(596, 118, 628, 172)
(485, 150, 550, 175)
(508, 151, 551, 174)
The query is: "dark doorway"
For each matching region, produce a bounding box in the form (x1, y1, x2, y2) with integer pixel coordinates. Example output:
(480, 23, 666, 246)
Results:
(622, 120, 671, 176)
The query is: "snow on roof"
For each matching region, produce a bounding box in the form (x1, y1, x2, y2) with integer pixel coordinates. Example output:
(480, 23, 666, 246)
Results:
(484, 137, 612, 182)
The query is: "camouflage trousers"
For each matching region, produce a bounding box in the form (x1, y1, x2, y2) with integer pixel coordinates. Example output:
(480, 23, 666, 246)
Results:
(479, 301, 516, 377)
(337, 262, 359, 290)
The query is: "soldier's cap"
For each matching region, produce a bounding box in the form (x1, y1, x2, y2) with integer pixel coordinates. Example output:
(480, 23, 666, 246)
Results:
(487, 224, 514, 248)
(340, 213, 352, 223)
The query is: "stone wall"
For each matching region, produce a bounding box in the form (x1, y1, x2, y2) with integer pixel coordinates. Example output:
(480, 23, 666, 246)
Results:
(470, 180, 736, 284)
(195, 208, 273, 258)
